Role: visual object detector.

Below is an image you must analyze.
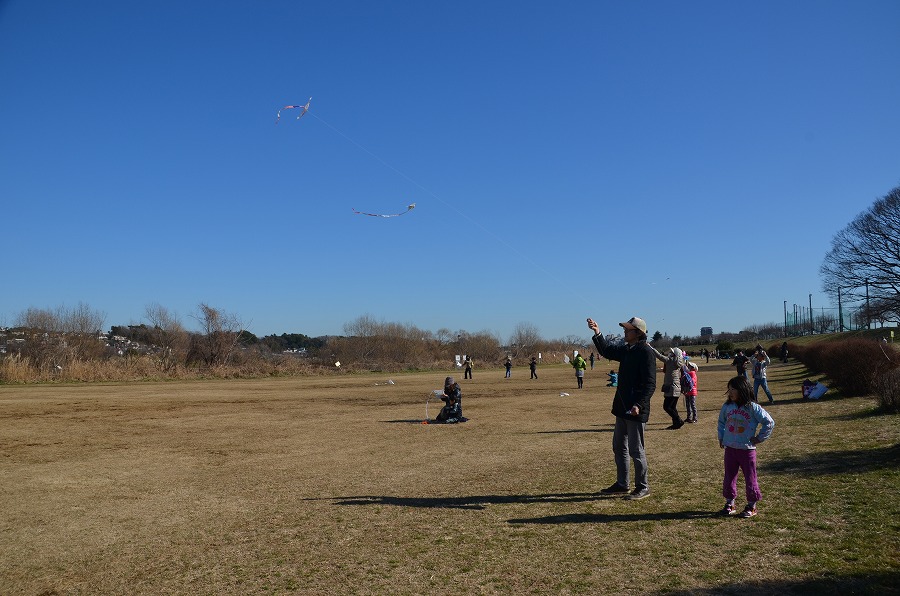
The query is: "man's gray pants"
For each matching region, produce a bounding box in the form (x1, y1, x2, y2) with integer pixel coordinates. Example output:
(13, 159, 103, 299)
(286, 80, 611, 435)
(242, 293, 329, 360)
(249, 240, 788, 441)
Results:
(612, 416, 648, 490)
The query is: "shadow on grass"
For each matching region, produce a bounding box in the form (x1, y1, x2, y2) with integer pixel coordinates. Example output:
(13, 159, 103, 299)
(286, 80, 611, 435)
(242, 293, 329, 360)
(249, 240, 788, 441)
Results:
(533, 426, 613, 434)
(827, 406, 891, 421)
(762, 443, 900, 475)
(330, 491, 623, 510)
(657, 570, 900, 596)
(507, 510, 716, 524)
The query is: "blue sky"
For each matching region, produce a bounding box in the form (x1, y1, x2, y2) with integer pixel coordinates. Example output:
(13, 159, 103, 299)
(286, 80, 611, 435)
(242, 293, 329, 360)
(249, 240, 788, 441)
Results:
(2, 1, 899, 342)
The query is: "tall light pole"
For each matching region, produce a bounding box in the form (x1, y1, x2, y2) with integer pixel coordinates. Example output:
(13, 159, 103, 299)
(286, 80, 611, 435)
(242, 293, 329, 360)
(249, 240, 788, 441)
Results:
(783, 301, 788, 337)
(838, 287, 844, 332)
(866, 279, 871, 329)
(809, 294, 814, 334)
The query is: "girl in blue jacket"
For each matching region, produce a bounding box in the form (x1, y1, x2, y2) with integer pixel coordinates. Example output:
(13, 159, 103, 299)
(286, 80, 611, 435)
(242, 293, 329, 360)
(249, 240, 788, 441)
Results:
(717, 376, 775, 518)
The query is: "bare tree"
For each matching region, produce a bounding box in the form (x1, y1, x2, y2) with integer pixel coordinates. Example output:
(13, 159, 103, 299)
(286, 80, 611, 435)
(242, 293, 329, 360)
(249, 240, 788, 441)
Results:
(434, 328, 454, 345)
(12, 303, 106, 372)
(190, 303, 244, 368)
(145, 303, 189, 372)
(821, 184, 900, 313)
(508, 322, 542, 358)
(461, 330, 501, 363)
(16, 307, 60, 331)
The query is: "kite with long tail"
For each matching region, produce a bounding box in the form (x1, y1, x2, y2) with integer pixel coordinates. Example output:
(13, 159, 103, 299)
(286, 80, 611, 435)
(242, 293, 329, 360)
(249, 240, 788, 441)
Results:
(276, 97, 311, 124)
(352, 203, 416, 218)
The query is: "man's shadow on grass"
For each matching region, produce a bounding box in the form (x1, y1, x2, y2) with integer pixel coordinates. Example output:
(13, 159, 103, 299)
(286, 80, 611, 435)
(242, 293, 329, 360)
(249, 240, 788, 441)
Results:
(331, 494, 718, 523)
(532, 425, 613, 434)
(762, 443, 900, 475)
(333, 492, 608, 510)
(507, 510, 715, 524)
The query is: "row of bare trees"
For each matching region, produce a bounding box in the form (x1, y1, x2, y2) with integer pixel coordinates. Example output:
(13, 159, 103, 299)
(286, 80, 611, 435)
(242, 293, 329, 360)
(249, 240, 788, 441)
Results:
(2, 302, 247, 379)
(821, 183, 900, 325)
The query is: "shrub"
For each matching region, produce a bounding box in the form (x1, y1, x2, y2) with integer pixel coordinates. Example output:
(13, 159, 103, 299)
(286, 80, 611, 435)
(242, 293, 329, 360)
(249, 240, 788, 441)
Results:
(872, 368, 900, 413)
(791, 338, 899, 399)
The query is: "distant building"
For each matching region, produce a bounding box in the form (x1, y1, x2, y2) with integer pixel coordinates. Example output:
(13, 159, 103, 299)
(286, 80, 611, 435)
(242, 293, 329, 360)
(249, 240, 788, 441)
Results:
(700, 327, 713, 337)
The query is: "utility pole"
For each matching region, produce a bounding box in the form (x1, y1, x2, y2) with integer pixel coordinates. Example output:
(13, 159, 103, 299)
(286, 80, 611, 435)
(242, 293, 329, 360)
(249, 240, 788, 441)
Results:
(866, 279, 871, 329)
(838, 287, 844, 332)
(809, 294, 814, 334)
(783, 301, 787, 336)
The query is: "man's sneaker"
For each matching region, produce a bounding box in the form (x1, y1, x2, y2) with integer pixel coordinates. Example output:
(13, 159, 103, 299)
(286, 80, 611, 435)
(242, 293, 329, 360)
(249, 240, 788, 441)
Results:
(599, 483, 629, 494)
(625, 487, 650, 500)
(740, 505, 757, 518)
(719, 503, 736, 516)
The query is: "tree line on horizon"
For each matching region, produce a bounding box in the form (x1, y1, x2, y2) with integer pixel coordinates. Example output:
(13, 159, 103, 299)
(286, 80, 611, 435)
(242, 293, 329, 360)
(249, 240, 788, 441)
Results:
(2, 184, 897, 382)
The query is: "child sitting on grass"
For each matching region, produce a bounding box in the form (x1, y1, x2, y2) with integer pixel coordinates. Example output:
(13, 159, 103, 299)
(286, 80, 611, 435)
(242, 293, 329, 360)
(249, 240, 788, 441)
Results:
(606, 370, 618, 387)
(717, 376, 775, 518)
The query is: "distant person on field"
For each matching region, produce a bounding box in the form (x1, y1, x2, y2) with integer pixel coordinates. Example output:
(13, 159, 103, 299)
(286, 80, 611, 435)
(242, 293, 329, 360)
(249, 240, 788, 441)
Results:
(732, 350, 750, 379)
(571, 352, 587, 388)
(504, 357, 512, 378)
(780, 342, 789, 364)
(529, 356, 538, 379)
(684, 361, 699, 423)
(717, 376, 775, 518)
(606, 370, 618, 387)
(750, 347, 774, 404)
(464, 356, 473, 379)
(589, 316, 656, 501)
(589, 352, 595, 370)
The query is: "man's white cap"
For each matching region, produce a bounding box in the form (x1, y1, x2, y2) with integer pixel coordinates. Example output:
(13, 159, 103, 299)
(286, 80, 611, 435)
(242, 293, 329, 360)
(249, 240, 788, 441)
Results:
(619, 316, 648, 334)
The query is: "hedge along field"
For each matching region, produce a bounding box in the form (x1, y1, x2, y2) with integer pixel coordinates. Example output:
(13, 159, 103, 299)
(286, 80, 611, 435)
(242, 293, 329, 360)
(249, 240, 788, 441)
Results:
(1, 360, 897, 595)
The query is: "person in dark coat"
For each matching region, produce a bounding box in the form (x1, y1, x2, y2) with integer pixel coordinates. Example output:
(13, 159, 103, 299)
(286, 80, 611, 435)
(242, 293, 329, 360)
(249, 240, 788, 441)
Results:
(588, 316, 656, 500)
(435, 376, 465, 423)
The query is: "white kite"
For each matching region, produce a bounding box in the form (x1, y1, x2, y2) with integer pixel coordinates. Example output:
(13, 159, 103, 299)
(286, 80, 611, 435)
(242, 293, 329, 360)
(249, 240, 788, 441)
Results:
(352, 203, 416, 218)
(276, 98, 311, 124)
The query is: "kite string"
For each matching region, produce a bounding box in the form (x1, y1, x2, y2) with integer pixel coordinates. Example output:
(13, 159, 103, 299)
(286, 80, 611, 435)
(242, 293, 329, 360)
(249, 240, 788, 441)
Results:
(307, 111, 596, 310)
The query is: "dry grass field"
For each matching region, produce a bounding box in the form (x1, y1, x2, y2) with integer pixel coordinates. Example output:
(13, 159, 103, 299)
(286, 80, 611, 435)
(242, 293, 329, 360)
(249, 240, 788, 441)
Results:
(1, 359, 898, 595)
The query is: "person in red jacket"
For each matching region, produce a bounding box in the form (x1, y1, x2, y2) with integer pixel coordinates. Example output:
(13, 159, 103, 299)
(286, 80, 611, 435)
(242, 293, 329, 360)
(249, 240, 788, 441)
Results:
(684, 361, 699, 423)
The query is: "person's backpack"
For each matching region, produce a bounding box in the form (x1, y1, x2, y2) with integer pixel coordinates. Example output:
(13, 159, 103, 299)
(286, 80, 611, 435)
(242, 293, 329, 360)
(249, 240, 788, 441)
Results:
(680, 365, 695, 393)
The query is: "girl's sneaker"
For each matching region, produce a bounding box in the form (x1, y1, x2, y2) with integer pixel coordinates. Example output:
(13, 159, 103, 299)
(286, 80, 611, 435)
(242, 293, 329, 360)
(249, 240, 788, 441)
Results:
(719, 503, 736, 516)
(740, 505, 757, 518)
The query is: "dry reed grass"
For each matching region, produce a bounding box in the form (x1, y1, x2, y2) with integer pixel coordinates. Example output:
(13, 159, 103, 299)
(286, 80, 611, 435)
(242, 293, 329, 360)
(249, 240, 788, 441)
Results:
(1, 360, 897, 594)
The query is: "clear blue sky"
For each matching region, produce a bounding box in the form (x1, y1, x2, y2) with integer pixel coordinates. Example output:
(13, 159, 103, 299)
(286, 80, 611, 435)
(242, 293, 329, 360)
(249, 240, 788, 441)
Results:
(2, 1, 899, 342)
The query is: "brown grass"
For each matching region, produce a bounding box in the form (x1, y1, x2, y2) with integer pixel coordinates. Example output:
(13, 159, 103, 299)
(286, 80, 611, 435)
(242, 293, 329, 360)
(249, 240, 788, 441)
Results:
(1, 361, 898, 594)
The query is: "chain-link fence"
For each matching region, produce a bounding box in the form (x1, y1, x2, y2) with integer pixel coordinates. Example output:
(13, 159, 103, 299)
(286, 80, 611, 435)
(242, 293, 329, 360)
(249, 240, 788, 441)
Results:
(784, 304, 890, 336)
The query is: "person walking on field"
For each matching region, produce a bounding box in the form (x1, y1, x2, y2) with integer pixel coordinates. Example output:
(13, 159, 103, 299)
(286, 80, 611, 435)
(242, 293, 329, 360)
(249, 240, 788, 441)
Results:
(654, 346, 686, 429)
(529, 356, 538, 379)
(590, 352, 595, 370)
(732, 350, 750, 379)
(572, 352, 587, 388)
(750, 347, 775, 404)
(504, 357, 512, 379)
(464, 356, 473, 380)
(588, 316, 656, 501)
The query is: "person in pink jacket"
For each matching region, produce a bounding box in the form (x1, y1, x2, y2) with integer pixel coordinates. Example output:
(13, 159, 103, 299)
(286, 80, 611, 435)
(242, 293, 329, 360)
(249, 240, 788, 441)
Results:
(684, 361, 699, 423)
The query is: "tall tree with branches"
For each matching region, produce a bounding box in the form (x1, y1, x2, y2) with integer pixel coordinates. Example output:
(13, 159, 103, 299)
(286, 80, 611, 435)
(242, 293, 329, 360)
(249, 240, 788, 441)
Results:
(820, 184, 900, 314)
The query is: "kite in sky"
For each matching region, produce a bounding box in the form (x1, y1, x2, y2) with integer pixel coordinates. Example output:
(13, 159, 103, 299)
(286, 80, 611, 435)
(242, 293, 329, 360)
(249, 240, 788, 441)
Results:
(276, 98, 311, 124)
(351, 203, 416, 218)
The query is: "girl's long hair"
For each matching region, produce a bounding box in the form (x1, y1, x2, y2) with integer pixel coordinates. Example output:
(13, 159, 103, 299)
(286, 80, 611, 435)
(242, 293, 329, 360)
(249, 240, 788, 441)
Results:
(726, 376, 754, 407)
